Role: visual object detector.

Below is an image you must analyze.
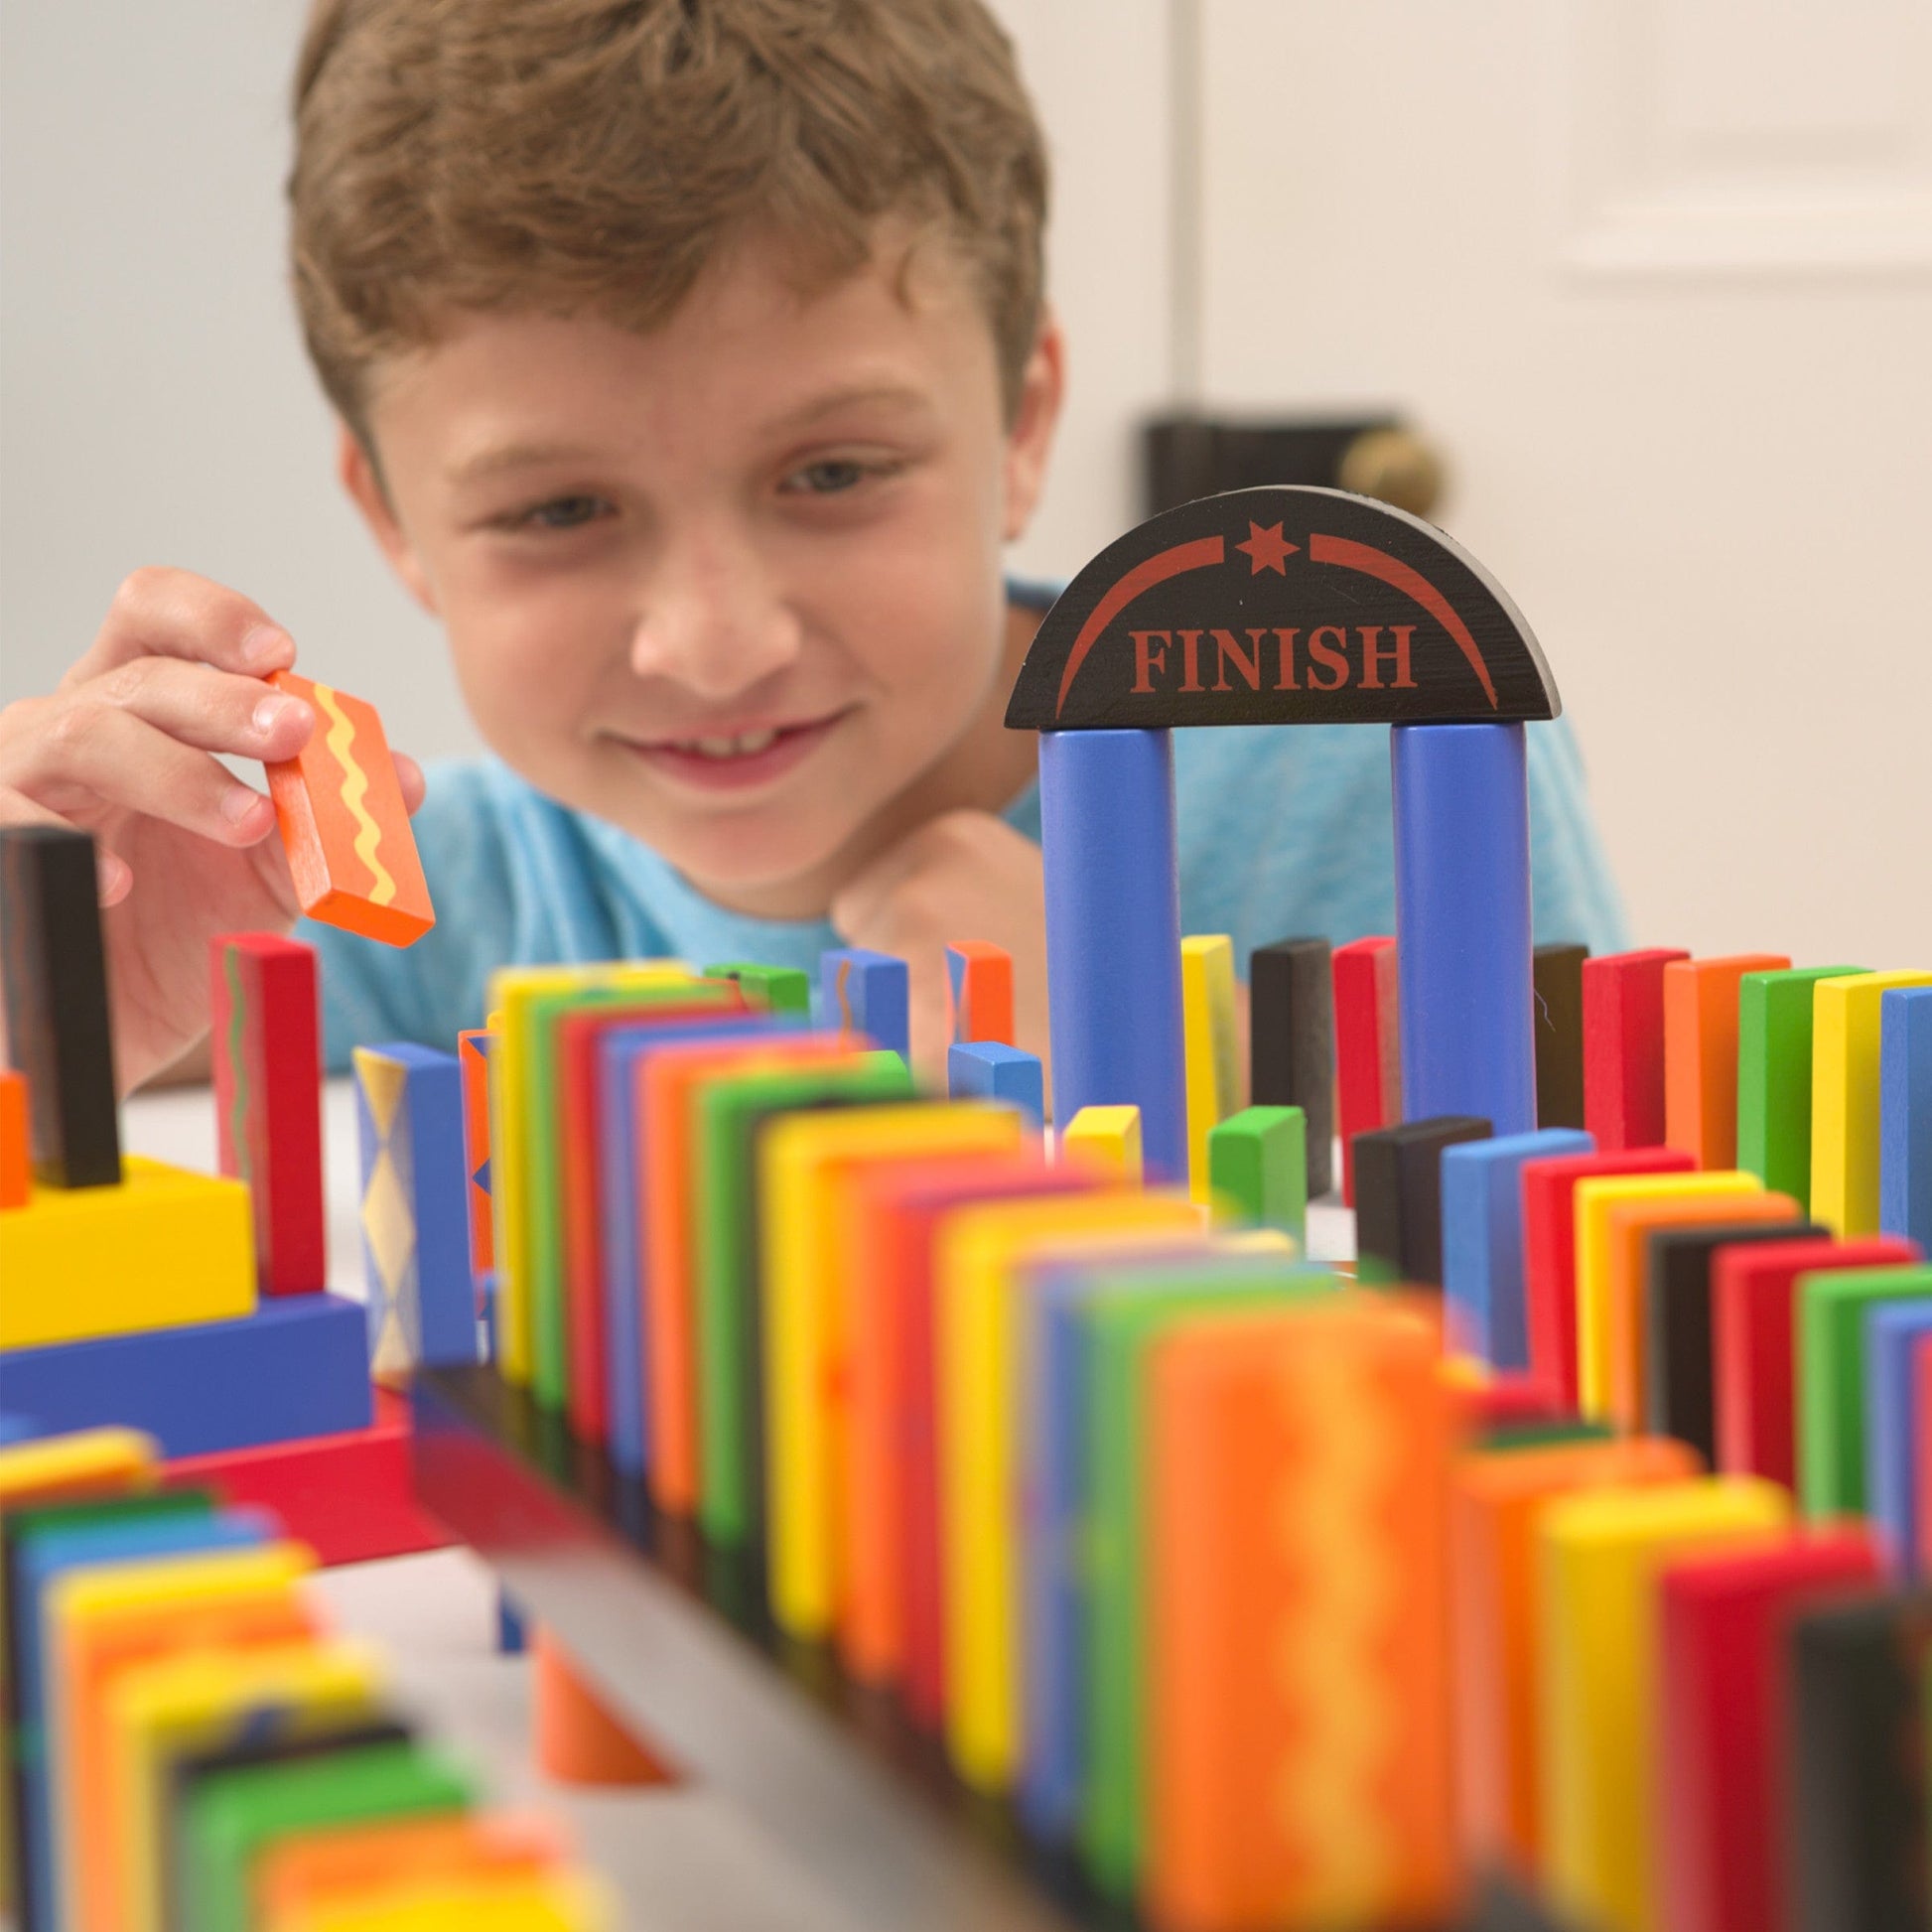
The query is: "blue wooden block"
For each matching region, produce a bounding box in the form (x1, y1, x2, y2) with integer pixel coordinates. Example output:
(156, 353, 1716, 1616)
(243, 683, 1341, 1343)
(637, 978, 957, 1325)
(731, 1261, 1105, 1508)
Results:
(1441, 1127, 1594, 1370)
(13, 1500, 271, 1930)
(1038, 730, 1187, 1182)
(818, 947, 910, 1064)
(353, 1042, 476, 1374)
(947, 1040, 1044, 1129)
(1392, 723, 1536, 1140)
(595, 1015, 788, 1474)
(1866, 1298, 1932, 1576)
(0, 1293, 372, 1456)
(0, 1413, 39, 1445)
(495, 1587, 527, 1655)
(1880, 986, 1932, 1253)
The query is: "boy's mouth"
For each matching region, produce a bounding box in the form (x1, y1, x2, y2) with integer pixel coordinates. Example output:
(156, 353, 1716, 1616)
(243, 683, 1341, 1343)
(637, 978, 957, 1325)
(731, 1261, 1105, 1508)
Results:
(619, 707, 852, 792)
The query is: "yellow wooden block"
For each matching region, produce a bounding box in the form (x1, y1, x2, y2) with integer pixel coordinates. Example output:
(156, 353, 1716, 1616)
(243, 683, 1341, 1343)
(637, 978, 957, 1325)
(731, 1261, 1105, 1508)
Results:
(0, 1157, 254, 1350)
(1571, 1172, 1761, 1420)
(1811, 968, 1932, 1236)
(0, 1427, 155, 1913)
(1059, 1105, 1144, 1184)
(1180, 936, 1240, 1204)
(51, 1541, 317, 1932)
(485, 961, 692, 1384)
(276, 1870, 616, 1932)
(934, 1189, 1206, 1789)
(1537, 1477, 1788, 1932)
(758, 1102, 1027, 1637)
(110, 1638, 386, 1932)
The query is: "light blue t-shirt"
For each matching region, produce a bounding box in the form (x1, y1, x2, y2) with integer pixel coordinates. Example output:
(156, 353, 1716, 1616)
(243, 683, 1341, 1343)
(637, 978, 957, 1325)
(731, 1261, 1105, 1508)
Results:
(306, 586, 1627, 1068)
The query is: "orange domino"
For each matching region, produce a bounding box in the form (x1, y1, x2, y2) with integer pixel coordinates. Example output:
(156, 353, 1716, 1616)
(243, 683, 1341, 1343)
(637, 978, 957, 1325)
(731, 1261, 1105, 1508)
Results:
(1599, 1189, 1801, 1434)
(0, 1067, 28, 1208)
(1663, 954, 1790, 1168)
(946, 941, 1015, 1046)
(1145, 1298, 1461, 1932)
(264, 669, 434, 946)
(1449, 1436, 1700, 1882)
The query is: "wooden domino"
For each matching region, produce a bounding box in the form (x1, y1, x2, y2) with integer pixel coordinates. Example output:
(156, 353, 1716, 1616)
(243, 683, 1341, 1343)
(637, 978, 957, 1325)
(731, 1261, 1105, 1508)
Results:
(456, 1027, 495, 1281)
(1811, 969, 1932, 1237)
(1735, 963, 1864, 1208)
(1880, 985, 1932, 1251)
(1180, 934, 1240, 1204)
(261, 669, 433, 946)
(945, 941, 1015, 1046)
(947, 1040, 1045, 1129)
(1058, 1105, 1143, 1184)
(1582, 948, 1688, 1152)
(819, 946, 910, 1063)
(0, 1068, 30, 1209)
(1532, 943, 1587, 1131)
(1248, 936, 1333, 1196)
(1333, 934, 1399, 1205)
(1205, 1105, 1306, 1241)
(1352, 1114, 1490, 1287)
(1662, 952, 1789, 1168)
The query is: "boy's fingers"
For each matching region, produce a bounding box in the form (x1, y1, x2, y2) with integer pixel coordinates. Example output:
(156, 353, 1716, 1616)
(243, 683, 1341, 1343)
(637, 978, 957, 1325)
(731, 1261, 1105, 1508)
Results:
(0, 786, 131, 900)
(75, 656, 316, 762)
(5, 706, 278, 849)
(393, 752, 427, 814)
(64, 568, 295, 690)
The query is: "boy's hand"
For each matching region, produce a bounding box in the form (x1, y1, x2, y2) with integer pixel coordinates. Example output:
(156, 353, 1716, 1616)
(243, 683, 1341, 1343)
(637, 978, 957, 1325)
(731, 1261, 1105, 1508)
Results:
(830, 808, 1049, 1092)
(0, 568, 425, 1094)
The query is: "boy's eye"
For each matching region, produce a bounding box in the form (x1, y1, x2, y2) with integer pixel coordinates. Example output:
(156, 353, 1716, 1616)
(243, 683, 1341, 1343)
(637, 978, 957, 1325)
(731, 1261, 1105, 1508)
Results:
(783, 458, 882, 496)
(514, 494, 612, 531)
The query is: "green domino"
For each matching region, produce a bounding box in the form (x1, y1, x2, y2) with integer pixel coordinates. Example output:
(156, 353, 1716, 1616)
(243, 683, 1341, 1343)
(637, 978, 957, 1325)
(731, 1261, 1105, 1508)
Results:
(1205, 1105, 1307, 1243)
(1737, 966, 1864, 1209)
(181, 1740, 475, 1932)
(525, 978, 738, 1410)
(1082, 1260, 1335, 1900)
(1479, 1417, 1616, 1452)
(691, 1050, 912, 1547)
(703, 962, 813, 1018)
(1796, 1264, 1932, 1515)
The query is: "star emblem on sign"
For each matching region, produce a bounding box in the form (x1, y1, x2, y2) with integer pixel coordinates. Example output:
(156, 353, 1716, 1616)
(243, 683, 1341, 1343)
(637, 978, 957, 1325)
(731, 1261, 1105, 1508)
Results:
(1235, 520, 1299, 574)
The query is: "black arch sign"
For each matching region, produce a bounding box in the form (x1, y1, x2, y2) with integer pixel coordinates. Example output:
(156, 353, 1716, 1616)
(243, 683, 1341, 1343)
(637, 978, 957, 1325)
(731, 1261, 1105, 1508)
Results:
(1004, 485, 1561, 731)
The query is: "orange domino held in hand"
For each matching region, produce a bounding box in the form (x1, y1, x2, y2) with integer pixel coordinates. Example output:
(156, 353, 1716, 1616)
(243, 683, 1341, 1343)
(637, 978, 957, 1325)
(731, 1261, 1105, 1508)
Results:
(264, 669, 433, 947)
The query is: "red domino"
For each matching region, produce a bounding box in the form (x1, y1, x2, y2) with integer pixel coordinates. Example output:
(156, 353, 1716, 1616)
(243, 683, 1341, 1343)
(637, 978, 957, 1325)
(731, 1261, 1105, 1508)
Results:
(1657, 1525, 1881, 1932)
(163, 1389, 448, 1568)
(1582, 948, 1689, 1150)
(1521, 1146, 1695, 1408)
(1333, 935, 1399, 1207)
(210, 933, 326, 1296)
(1713, 1234, 1920, 1487)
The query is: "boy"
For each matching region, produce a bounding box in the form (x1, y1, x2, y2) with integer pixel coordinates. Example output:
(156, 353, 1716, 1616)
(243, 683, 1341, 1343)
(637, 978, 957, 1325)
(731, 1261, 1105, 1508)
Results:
(0, 0, 1623, 1098)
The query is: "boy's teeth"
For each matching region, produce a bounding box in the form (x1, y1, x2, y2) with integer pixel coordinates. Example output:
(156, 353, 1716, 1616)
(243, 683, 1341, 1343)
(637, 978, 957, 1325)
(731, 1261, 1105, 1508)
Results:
(683, 727, 782, 759)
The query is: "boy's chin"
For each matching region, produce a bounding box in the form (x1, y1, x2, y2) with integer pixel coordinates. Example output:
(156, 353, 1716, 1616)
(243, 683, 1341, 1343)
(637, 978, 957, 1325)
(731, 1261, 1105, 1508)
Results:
(641, 807, 859, 913)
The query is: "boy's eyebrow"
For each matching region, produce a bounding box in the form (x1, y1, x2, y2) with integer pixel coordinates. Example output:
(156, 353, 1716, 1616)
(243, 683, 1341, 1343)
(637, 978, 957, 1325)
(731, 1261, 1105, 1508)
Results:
(761, 382, 935, 434)
(445, 440, 606, 486)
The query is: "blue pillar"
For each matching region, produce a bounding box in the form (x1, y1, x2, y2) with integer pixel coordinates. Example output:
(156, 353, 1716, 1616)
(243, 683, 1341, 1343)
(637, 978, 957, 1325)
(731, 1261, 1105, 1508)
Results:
(1391, 723, 1535, 1140)
(1038, 729, 1187, 1182)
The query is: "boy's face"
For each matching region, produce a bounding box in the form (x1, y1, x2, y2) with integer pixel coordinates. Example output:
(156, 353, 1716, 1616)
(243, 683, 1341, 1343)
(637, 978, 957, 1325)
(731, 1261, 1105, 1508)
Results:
(343, 230, 1061, 918)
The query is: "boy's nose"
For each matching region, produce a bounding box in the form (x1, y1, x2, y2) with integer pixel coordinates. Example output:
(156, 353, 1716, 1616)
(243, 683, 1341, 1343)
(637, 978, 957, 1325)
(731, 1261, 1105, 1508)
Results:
(627, 535, 804, 700)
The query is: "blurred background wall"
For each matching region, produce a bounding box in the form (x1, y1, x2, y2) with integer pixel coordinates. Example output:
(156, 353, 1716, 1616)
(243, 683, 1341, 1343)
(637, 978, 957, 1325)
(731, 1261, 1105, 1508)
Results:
(4, 1, 1928, 961)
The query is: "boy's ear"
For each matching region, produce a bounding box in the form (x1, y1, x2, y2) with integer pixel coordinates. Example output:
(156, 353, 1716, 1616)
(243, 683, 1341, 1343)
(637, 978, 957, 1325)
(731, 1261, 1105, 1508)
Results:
(1000, 309, 1066, 545)
(337, 424, 441, 617)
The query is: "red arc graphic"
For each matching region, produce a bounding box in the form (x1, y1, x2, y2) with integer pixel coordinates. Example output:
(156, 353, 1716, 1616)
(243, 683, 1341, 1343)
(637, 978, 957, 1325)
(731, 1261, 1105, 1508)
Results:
(1308, 534, 1498, 710)
(1054, 535, 1225, 718)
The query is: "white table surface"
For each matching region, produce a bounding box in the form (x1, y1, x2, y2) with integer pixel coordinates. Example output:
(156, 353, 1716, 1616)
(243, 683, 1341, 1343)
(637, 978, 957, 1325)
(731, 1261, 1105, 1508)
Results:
(120, 1079, 1353, 1930)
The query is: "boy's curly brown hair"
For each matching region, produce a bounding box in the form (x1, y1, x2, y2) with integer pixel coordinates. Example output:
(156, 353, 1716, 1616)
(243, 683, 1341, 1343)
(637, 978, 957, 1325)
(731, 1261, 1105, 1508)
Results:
(290, 0, 1050, 440)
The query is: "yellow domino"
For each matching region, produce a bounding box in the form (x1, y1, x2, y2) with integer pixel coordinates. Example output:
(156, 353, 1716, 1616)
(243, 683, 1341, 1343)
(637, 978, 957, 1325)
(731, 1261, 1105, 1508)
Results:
(1059, 1105, 1144, 1184)
(1571, 1172, 1760, 1420)
(759, 1102, 1027, 1637)
(1537, 1477, 1787, 1932)
(1811, 969, 1932, 1236)
(277, 1871, 616, 1932)
(935, 1190, 1205, 1790)
(0, 1158, 254, 1349)
(111, 1638, 387, 1932)
(1180, 935, 1240, 1204)
(52, 1542, 317, 1932)
(485, 961, 692, 1384)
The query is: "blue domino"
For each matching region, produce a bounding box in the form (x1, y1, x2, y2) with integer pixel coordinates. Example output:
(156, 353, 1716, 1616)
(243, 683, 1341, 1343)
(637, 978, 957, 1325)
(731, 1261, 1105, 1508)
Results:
(355, 1042, 477, 1371)
(947, 1040, 1044, 1129)
(13, 1499, 273, 1930)
(1038, 730, 1187, 1181)
(818, 947, 910, 1064)
(0, 1293, 371, 1457)
(1391, 723, 1536, 1140)
(597, 1014, 789, 1474)
(1866, 1297, 1932, 1576)
(1442, 1127, 1594, 1370)
(1880, 986, 1932, 1253)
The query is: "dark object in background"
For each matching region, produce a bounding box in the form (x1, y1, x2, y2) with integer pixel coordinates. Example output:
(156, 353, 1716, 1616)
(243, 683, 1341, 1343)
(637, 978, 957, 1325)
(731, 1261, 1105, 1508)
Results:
(1354, 1114, 1492, 1287)
(1144, 414, 1446, 521)
(1249, 936, 1334, 1198)
(1534, 943, 1589, 1130)
(0, 825, 120, 1186)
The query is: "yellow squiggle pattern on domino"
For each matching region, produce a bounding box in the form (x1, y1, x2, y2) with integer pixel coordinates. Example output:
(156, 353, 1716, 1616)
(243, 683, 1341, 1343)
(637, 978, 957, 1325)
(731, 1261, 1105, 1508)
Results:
(312, 681, 396, 906)
(1275, 1344, 1397, 1919)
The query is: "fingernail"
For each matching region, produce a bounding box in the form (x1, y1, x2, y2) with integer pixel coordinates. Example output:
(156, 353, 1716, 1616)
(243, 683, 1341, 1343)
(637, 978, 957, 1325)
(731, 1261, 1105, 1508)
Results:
(252, 695, 291, 735)
(96, 854, 131, 901)
(241, 624, 293, 666)
(221, 785, 267, 826)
